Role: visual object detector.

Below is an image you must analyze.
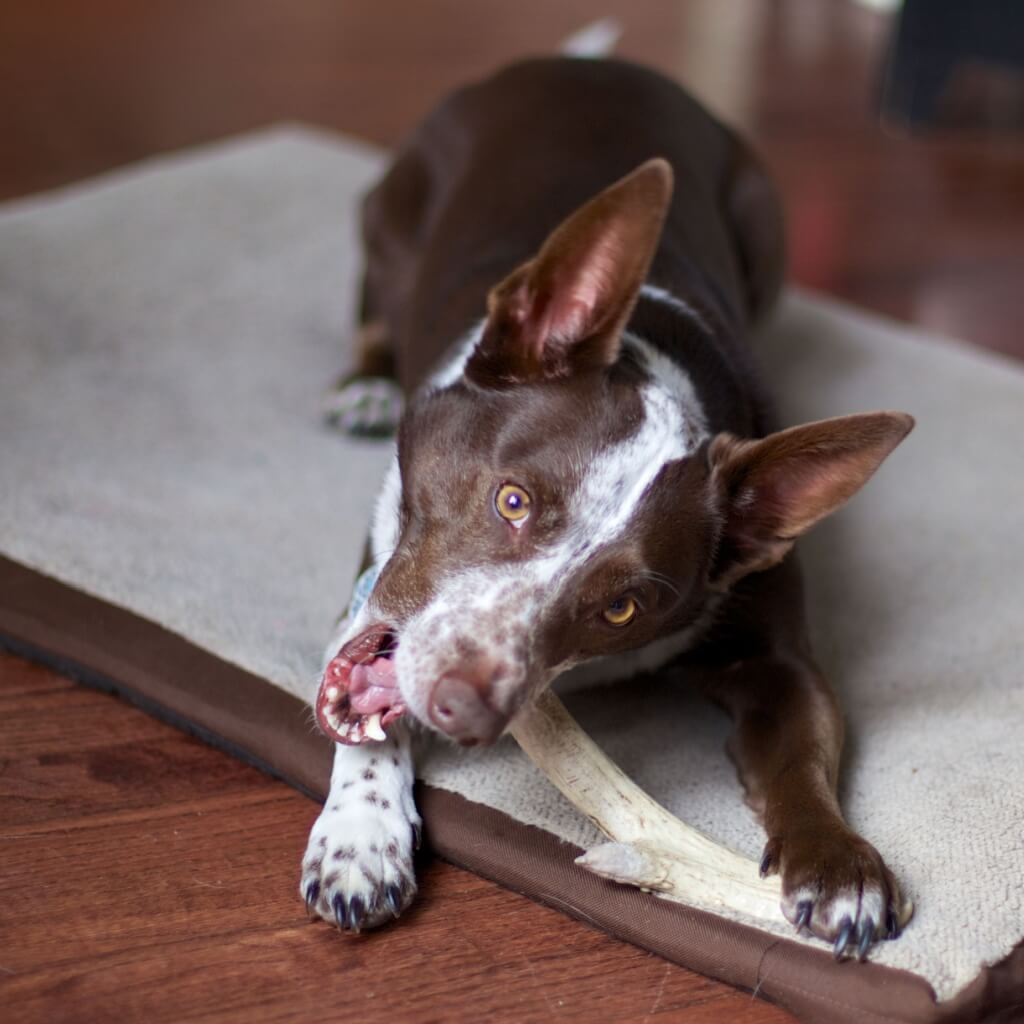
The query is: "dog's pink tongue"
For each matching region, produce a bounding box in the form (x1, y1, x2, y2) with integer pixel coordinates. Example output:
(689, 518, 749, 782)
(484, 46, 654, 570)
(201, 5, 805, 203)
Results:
(348, 658, 399, 715)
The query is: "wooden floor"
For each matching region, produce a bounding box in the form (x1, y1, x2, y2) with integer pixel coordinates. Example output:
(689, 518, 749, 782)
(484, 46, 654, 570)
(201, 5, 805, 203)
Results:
(0, 652, 794, 1024)
(1, 2, 1022, 1022)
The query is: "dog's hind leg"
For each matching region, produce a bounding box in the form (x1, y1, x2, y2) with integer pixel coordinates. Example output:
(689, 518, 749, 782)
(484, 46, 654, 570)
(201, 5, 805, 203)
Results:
(325, 148, 431, 437)
(323, 282, 403, 439)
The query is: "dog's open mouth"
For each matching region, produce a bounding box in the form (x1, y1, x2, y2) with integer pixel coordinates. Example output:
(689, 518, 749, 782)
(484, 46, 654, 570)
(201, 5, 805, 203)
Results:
(315, 627, 406, 745)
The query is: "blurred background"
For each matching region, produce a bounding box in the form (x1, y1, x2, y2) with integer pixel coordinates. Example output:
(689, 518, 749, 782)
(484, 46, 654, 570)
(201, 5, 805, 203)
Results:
(2, 7, 1022, 1021)
(2, 0, 1022, 360)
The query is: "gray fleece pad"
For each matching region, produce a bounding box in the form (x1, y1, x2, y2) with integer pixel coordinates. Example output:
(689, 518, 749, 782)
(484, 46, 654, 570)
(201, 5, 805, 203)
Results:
(1, 127, 1022, 1005)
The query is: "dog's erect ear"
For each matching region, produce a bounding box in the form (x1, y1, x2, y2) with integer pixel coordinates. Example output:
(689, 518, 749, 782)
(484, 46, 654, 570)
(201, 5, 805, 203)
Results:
(708, 411, 914, 588)
(465, 159, 673, 387)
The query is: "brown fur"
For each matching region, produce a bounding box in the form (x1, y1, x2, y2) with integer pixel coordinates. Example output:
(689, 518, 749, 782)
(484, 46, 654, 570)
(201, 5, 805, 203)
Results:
(353, 56, 913, 956)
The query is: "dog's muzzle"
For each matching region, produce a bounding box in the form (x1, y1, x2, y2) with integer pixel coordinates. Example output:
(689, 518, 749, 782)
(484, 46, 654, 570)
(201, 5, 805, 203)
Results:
(427, 656, 512, 747)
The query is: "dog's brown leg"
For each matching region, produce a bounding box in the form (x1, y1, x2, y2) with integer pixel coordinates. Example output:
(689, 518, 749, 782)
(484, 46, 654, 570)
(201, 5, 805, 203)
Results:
(324, 144, 434, 436)
(323, 320, 402, 437)
(692, 560, 908, 959)
(348, 314, 396, 381)
(324, 276, 402, 437)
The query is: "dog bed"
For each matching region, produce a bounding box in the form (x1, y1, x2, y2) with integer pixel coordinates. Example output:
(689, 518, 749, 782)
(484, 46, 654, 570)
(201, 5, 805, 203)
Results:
(1, 127, 1021, 1024)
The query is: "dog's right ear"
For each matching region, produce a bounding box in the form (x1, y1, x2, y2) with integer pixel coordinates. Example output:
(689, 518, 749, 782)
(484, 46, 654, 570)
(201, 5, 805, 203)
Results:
(465, 159, 673, 388)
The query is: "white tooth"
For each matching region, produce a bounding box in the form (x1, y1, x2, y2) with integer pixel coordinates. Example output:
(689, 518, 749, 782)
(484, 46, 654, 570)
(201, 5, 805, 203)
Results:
(325, 686, 340, 700)
(336, 720, 350, 736)
(365, 713, 386, 742)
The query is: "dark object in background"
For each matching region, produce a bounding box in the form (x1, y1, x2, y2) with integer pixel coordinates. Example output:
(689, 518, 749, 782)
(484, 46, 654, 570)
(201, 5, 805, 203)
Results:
(882, 0, 1024, 133)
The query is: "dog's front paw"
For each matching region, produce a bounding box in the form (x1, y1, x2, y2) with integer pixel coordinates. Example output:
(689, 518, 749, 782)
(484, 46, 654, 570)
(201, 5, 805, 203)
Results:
(761, 825, 909, 960)
(300, 783, 420, 932)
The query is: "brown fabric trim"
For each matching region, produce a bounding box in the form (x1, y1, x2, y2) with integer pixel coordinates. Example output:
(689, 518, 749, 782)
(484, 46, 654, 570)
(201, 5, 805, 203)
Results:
(1, 554, 1020, 1024)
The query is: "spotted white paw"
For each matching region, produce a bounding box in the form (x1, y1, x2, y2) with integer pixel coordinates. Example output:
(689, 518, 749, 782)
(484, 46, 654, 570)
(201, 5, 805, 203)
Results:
(323, 376, 403, 438)
(300, 743, 420, 931)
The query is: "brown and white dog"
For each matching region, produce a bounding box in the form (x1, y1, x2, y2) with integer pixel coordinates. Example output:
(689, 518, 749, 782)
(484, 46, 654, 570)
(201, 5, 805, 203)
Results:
(301, 47, 913, 960)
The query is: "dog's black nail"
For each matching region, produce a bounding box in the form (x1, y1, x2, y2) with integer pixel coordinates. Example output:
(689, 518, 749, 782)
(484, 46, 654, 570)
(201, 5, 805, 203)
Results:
(795, 900, 813, 931)
(386, 884, 402, 917)
(332, 892, 347, 929)
(759, 849, 773, 878)
(857, 918, 875, 961)
(348, 895, 365, 932)
(833, 917, 854, 960)
(305, 881, 320, 916)
(413, 823, 422, 850)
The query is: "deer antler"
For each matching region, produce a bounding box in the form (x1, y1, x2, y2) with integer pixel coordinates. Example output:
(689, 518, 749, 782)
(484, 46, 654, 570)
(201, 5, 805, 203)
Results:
(509, 689, 786, 925)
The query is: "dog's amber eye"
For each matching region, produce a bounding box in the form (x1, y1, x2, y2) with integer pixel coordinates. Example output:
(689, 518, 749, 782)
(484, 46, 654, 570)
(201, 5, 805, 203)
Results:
(603, 596, 637, 626)
(496, 483, 531, 524)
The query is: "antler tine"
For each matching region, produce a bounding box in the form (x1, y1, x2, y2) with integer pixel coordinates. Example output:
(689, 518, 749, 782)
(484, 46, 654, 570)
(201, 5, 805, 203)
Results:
(509, 689, 785, 925)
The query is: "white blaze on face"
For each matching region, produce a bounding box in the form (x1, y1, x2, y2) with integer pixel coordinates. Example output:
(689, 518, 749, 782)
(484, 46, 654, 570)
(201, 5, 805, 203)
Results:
(537, 336, 707, 584)
(368, 331, 709, 729)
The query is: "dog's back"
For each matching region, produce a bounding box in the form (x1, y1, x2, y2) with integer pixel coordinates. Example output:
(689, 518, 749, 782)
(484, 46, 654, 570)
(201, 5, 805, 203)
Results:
(360, 57, 784, 403)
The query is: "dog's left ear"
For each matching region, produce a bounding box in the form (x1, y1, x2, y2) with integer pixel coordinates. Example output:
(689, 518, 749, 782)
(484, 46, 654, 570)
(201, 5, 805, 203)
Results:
(465, 158, 673, 387)
(708, 411, 914, 588)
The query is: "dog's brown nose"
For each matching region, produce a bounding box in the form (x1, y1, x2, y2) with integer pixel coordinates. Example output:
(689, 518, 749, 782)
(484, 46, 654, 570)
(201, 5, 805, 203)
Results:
(428, 670, 507, 746)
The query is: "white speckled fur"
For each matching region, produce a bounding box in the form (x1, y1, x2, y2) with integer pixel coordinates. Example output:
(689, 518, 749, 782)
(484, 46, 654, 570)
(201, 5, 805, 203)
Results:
(365, 324, 710, 722)
(300, 704, 420, 929)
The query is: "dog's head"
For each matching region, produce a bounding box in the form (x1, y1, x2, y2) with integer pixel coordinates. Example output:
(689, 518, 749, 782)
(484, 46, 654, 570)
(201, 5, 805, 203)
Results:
(317, 159, 913, 746)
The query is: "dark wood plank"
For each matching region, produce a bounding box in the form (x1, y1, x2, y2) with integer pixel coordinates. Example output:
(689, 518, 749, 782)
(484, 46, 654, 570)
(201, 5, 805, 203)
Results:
(0, 653, 795, 1024)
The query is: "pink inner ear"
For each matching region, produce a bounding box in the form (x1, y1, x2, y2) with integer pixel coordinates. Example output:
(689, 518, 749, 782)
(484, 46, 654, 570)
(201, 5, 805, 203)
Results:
(469, 159, 674, 384)
(537, 233, 620, 350)
(547, 297, 592, 346)
(711, 412, 913, 586)
(754, 462, 833, 530)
